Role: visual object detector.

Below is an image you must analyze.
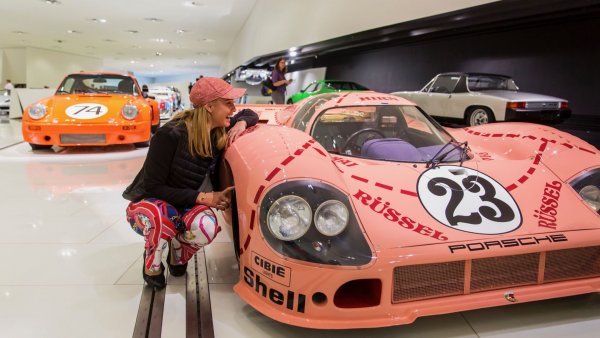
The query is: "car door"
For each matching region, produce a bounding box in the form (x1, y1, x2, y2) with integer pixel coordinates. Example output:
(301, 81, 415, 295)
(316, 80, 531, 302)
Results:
(421, 75, 460, 118)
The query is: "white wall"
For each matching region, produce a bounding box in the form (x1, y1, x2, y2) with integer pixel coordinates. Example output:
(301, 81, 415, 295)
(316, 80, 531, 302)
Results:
(224, 0, 497, 73)
(2, 48, 27, 85)
(26, 47, 103, 89)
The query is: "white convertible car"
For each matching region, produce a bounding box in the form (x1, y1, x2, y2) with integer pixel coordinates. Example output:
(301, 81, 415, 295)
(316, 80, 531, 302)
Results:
(392, 72, 571, 126)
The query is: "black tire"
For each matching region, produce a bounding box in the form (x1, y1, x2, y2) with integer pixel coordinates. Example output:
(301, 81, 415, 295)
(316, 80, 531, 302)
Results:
(231, 190, 240, 261)
(134, 141, 150, 148)
(465, 106, 494, 126)
(29, 143, 52, 150)
(286, 99, 293, 104)
(151, 122, 160, 134)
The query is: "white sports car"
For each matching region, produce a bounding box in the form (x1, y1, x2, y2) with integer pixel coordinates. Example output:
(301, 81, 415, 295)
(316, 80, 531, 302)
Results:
(392, 73, 571, 126)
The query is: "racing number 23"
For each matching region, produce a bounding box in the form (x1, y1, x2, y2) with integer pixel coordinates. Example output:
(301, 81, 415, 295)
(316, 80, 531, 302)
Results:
(427, 175, 515, 226)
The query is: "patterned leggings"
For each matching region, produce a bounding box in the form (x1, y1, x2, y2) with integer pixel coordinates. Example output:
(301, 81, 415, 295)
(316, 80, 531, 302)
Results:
(126, 198, 220, 273)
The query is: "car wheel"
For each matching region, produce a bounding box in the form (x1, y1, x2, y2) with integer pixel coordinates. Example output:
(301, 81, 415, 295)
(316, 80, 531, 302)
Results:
(231, 190, 240, 261)
(466, 106, 494, 126)
(286, 99, 293, 104)
(29, 143, 52, 150)
(151, 122, 160, 134)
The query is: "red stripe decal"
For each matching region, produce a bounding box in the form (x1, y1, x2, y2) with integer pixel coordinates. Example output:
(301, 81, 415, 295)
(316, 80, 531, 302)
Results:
(281, 156, 294, 166)
(518, 175, 529, 184)
(239, 248, 244, 255)
(579, 147, 596, 154)
(506, 184, 518, 191)
(351, 175, 369, 183)
(527, 167, 536, 175)
(308, 139, 316, 144)
(561, 143, 574, 149)
(294, 149, 304, 156)
(401, 189, 418, 197)
(265, 167, 281, 181)
(474, 132, 481, 136)
(253, 185, 265, 204)
(302, 142, 311, 149)
(249, 210, 256, 230)
(533, 154, 542, 165)
(243, 235, 251, 250)
(492, 133, 503, 137)
(538, 142, 548, 152)
(375, 182, 393, 190)
(336, 92, 350, 104)
(525, 135, 537, 140)
(312, 147, 326, 156)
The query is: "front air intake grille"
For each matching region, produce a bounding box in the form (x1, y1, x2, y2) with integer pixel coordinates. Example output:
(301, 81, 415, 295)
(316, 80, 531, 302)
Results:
(392, 261, 464, 303)
(392, 245, 600, 304)
(471, 253, 539, 292)
(544, 246, 600, 282)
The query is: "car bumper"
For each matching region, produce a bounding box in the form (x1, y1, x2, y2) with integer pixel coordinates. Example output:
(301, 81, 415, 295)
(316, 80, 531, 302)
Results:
(22, 121, 151, 146)
(505, 108, 572, 122)
(235, 229, 600, 329)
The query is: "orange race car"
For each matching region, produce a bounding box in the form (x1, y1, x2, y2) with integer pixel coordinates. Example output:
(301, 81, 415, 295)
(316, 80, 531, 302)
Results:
(22, 72, 160, 150)
(218, 92, 600, 329)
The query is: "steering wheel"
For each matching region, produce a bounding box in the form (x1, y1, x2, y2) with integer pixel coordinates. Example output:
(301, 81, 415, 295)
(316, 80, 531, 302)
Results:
(342, 128, 386, 155)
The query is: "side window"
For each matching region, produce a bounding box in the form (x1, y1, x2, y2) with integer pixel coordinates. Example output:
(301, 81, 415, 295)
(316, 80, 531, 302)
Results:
(430, 76, 459, 94)
(313, 83, 321, 92)
(291, 94, 341, 131)
(59, 78, 75, 93)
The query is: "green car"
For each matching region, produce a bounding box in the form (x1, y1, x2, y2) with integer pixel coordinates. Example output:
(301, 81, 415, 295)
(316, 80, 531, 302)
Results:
(287, 80, 369, 104)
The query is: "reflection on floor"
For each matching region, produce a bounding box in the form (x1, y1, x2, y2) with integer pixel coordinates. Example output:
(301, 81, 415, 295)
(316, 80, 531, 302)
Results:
(0, 119, 599, 338)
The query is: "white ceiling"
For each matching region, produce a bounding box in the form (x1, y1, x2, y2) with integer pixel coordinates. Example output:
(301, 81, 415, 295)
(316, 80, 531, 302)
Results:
(0, 0, 256, 77)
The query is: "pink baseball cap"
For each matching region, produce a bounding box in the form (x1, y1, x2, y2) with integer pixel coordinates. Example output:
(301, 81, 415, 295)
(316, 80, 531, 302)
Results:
(189, 77, 246, 108)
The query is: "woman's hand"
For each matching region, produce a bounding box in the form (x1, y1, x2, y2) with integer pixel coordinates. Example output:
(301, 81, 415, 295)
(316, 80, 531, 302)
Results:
(227, 120, 247, 146)
(196, 186, 235, 210)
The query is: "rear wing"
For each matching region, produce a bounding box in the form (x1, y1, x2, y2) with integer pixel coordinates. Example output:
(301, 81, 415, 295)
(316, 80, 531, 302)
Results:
(236, 104, 296, 125)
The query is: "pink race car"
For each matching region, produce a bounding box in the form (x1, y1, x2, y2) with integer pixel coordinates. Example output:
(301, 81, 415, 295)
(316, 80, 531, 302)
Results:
(218, 92, 600, 329)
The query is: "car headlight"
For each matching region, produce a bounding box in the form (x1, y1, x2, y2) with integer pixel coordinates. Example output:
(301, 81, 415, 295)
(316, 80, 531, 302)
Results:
(121, 104, 138, 120)
(570, 168, 600, 215)
(259, 180, 372, 266)
(314, 200, 349, 236)
(267, 195, 312, 241)
(579, 186, 600, 211)
(28, 103, 47, 120)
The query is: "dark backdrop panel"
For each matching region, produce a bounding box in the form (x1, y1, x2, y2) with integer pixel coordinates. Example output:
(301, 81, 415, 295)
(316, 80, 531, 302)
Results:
(320, 15, 600, 116)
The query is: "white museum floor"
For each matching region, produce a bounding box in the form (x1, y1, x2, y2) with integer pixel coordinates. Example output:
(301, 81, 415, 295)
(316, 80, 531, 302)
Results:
(0, 119, 599, 338)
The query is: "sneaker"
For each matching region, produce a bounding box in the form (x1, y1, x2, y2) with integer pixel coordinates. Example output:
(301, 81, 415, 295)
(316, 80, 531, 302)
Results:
(142, 251, 166, 289)
(167, 242, 188, 277)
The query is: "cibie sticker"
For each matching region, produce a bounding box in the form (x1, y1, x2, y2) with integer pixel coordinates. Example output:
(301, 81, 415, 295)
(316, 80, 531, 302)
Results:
(417, 165, 522, 235)
(65, 104, 109, 119)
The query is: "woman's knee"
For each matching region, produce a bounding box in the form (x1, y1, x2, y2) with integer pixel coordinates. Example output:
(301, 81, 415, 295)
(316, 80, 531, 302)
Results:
(182, 205, 221, 245)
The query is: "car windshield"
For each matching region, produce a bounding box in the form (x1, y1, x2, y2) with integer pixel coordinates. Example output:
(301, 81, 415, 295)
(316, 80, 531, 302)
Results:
(56, 74, 139, 95)
(467, 75, 518, 91)
(311, 105, 467, 163)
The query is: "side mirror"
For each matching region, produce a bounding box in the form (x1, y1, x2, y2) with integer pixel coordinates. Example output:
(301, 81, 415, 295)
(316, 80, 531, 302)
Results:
(142, 92, 148, 98)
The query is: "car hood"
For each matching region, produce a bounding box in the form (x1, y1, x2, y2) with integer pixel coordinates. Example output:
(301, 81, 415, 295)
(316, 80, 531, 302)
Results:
(42, 94, 139, 123)
(476, 90, 566, 102)
(338, 157, 596, 249)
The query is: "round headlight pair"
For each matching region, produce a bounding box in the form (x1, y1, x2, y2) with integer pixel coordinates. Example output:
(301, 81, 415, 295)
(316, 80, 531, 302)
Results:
(28, 103, 47, 120)
(267, 196, 349, 241)
(121, 104, 138, 120)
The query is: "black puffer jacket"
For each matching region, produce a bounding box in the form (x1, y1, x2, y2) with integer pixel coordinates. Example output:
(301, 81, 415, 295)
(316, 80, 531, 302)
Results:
(123, 109, 259, 209)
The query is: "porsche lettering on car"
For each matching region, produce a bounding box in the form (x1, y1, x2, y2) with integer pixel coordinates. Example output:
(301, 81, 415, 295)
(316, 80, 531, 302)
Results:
(218, 92, 600, 329)
(22, 72, 160, 150)
(392, 73, 572, 126)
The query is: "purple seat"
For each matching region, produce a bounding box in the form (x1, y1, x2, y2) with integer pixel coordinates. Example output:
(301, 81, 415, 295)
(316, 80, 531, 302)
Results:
(361, 138, 422, 161)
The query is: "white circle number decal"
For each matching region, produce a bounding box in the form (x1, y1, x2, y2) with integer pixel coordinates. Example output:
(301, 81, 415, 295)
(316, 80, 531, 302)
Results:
(417, 166, 521, 234)
(66, 104, 109, 119)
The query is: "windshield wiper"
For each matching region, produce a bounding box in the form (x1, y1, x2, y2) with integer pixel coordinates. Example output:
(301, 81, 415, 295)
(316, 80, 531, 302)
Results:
(426, 140, 469, 169)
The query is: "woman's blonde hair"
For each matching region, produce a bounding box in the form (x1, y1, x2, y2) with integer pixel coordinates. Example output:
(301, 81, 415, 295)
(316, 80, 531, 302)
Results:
(171, 106, 227, 158)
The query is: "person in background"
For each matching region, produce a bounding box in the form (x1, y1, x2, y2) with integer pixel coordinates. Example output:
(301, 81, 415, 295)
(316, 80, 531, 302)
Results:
(4, 80, 14, 94)
(123, 77, 259, 289)
(270, 58, 292, 104)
